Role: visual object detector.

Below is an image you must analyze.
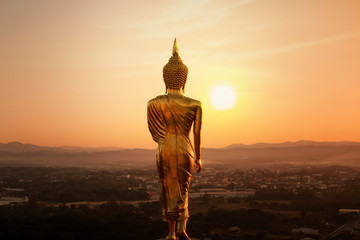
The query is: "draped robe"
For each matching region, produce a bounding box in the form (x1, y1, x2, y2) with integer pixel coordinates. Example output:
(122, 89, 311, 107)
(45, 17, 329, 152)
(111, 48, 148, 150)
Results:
(147, 95, 197, 222)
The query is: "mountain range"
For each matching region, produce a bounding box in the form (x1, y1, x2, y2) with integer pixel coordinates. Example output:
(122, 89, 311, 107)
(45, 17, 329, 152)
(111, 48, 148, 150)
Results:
(226, 140, 360, 149)
(0, 142, 125, 153)
(1, 141, 360, 169)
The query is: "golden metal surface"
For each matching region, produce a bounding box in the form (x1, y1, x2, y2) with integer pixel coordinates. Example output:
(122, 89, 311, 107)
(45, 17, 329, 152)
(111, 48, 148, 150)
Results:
(147, 40, 202, 224)
(163, 39, 188, 91)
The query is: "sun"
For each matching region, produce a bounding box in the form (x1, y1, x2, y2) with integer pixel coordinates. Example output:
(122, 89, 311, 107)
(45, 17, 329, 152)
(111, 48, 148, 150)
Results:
(210, 86, 236, 110)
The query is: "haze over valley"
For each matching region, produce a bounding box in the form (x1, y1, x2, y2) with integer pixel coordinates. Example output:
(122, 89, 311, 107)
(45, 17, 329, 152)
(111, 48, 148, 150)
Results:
(1, 141, 360, 169)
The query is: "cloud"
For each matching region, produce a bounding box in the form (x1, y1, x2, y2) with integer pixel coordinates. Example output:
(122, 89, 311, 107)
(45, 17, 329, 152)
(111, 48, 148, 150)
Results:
(238, 31, 360, 58)
(136, 0, 257, 38)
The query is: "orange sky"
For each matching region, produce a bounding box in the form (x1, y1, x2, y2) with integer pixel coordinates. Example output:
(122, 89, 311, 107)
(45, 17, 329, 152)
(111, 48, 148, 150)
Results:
(1, 0, 360, 148)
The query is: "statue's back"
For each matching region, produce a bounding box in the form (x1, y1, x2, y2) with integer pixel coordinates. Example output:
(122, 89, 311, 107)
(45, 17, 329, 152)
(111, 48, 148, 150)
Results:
(147, 93, 200, 222)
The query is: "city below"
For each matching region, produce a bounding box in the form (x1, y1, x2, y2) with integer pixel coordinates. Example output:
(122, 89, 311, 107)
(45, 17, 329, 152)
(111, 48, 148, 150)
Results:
(1, 141, 360, 239)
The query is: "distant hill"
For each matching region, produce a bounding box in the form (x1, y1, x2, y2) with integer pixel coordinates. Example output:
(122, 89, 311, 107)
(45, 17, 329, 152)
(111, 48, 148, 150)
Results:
(1, 141, 360, 169)
(0, 142, 64, 153)
(226, 140, 360, 149)
(0, 142, 124, 153)
(203, 145, 360, 168)
(57, 146, 125, 152)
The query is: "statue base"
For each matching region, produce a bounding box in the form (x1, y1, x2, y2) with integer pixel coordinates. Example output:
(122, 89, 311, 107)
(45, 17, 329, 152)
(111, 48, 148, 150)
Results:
(156, 238, 201, 240)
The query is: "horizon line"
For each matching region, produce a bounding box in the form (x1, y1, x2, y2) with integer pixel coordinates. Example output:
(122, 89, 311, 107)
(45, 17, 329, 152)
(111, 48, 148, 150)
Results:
(2, 139, 360, 150)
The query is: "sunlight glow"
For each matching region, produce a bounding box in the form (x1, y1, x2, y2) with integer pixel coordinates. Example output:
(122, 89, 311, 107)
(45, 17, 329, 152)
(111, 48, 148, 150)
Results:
(210, 86, 236, 110)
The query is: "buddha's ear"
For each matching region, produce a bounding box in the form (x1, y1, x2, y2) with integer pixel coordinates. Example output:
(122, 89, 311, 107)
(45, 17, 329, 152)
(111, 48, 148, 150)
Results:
(181, 86, 185, 94)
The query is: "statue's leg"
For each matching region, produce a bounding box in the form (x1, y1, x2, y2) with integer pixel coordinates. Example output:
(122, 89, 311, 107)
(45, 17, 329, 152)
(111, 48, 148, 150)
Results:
(166, 221, 176, 240)
(177, 220, 191, 240)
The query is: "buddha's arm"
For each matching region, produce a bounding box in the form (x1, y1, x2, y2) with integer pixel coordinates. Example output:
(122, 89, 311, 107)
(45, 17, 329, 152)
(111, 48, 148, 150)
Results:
(193, 103, 202, 173)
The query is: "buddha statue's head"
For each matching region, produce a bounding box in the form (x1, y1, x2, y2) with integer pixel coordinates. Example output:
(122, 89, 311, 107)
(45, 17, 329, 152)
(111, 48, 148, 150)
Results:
(163, 39, 188, 93)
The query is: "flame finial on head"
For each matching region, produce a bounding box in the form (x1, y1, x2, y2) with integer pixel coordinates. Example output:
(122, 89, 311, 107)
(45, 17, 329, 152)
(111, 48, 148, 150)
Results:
(172, 38, 179, 56)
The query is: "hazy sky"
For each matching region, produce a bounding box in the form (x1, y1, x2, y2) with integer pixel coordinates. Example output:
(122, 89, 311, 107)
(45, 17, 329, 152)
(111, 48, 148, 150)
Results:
(1, 0, 360, 148)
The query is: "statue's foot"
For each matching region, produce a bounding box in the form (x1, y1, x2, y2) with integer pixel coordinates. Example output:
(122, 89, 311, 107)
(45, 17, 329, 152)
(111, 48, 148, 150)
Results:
(178, 231, 191, 240)
(165, 233, 176, 240)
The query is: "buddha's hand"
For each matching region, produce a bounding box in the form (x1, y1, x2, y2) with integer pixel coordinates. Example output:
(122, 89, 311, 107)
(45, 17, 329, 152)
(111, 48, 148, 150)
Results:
(195, 159, 202, 173)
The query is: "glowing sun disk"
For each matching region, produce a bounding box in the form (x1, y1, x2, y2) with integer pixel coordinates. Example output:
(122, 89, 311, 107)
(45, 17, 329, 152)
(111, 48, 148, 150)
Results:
(210, 86, 236, 110)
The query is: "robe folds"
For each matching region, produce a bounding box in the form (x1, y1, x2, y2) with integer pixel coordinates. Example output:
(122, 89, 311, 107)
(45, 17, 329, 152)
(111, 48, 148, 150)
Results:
(147, 95, 196, 222)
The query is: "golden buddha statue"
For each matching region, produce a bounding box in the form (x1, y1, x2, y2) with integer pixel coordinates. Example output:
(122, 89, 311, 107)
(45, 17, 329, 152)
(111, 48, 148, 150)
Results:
(147, 39, 202, 240)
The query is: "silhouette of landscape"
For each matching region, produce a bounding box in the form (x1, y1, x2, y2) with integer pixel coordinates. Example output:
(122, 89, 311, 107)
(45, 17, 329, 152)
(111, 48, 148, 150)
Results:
(1, 141, 360, 169)
(1, 141, 360, 239)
